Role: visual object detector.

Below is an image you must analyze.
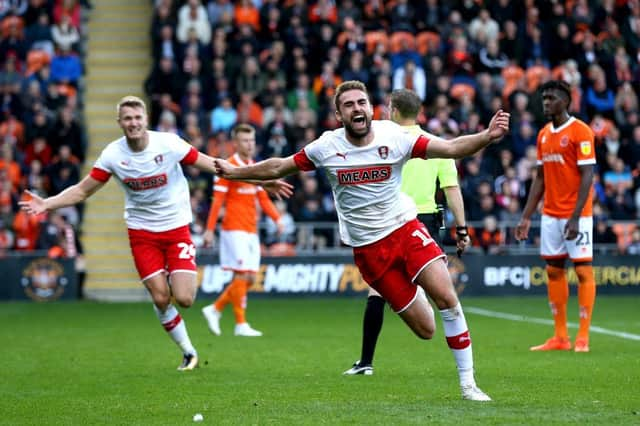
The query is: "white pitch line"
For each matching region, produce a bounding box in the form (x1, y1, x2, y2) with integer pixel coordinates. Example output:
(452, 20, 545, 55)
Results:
(465, 306, 640, 341)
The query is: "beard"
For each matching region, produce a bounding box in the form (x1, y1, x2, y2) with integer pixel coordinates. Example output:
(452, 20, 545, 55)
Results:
(343, 116, 372, 139)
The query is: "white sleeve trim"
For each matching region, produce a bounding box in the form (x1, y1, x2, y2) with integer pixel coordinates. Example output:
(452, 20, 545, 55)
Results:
(577, 158, 597, 165)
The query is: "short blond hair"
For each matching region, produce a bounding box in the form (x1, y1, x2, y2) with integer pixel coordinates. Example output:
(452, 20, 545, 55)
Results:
(116, 95, 147, 116)
(231, 123, 255, 139)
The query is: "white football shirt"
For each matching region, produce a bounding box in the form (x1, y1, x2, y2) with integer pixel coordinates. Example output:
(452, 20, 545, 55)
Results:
(294, 120, 429, 246)
(90, 130, 198, 232)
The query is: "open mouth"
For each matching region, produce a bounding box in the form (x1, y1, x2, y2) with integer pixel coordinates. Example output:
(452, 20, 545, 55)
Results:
(352, 114, 366, 125)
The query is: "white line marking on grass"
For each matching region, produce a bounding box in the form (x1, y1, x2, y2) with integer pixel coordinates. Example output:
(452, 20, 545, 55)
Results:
(465, 307, 640, 341)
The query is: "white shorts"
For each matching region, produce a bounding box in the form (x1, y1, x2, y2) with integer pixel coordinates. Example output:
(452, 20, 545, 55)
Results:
(219, 230, 260, 272)
(540, 214, 593, 262)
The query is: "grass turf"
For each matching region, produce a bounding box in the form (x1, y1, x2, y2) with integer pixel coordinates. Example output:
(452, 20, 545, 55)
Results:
(1, 296, 639, 425)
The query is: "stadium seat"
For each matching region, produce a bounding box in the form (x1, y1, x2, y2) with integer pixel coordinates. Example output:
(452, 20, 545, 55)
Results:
(26, 50, 51, 76)
(450, 83, 476, 101)
(613, 223, 637, 252)
(416, 31, 440, 56)
(365, 30, 389, 55)
(1, 15, 24, 38)
(389, 31, 415, 54)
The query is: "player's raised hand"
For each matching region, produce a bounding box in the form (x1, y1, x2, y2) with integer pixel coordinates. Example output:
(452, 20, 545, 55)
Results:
(263, 179, 293, 200)
(18, 190, 47, 215)
(487, 109, 510, 142)
(514, 217, 531, 241)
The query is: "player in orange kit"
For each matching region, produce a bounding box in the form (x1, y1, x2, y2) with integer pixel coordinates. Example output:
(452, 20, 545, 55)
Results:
(516, 80, 596, 353)
(202, 123, 282, 336)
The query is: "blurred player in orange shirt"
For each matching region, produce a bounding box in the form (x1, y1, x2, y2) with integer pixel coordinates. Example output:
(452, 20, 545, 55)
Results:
(202, 124, 282, 336)
(516, 80, 596, 353)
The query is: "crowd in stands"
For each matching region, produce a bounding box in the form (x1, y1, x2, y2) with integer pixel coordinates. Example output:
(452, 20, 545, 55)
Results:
(0, 0, 88, 257)
(145, 0, 640, 255)
(3, 0, 640, 258)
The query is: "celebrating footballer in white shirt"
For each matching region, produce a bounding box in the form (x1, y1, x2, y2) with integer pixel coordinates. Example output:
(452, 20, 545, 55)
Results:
(214, 81, 510, 401)
(19, 96, 292, 371)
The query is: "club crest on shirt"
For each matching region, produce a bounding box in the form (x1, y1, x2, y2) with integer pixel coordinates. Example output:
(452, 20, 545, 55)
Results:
(580, 141, 591, 155)
(560, 136, 569, 147)
(154, 154, 164, 165)
(378, 146, 389, 159)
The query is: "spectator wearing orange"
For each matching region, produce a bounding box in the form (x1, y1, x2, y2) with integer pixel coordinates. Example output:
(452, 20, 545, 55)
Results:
(12, 193, 43, 251)
(478, 215, 504, 254)
(0, 112, 25, 147)
(236, 91, 263, 129)
(234, 0, 260, 32)
(308, 0, 336, 25)
(312, 61, 342, 101)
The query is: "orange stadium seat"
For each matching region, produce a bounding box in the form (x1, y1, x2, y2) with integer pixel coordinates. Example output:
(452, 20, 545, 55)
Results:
(449, 83, 476, 101)
(525, 64, 551, 93)
(26, 50, 51, 76)
(389, 31, 415, 53)
(365, 30, 389, 55)
(1, 15, 24, 38)
(613, 223, 637, 253)
(416, 31, 440, 56)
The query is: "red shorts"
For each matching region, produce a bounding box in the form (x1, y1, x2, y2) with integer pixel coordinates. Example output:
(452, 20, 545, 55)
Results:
(128, 225, 197, 281)
(353, 219, 445, 312)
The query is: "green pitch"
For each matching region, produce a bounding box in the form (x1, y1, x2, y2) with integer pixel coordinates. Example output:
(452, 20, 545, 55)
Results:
(1, 296, 639, 425)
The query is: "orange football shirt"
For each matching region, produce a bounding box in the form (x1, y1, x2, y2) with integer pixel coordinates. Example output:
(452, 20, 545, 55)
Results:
(536, 117, 596, 218)
(205, 154, 280, 233)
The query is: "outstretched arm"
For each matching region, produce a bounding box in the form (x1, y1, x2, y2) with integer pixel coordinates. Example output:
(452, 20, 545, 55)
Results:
(215, 156, 300, 181)
(19, 175, 105, 215)
(192, 152, 293, 198)
(425, 110, 510, 159)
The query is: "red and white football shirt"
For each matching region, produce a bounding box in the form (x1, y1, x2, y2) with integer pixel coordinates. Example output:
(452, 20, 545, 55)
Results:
(90, 130, 198, 232)
(293, 120, 429, 247)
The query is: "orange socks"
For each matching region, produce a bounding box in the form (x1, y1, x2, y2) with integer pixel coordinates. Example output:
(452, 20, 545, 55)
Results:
(214, 278, 250, 323)
(575, 264, 596, 341)
(229, 278, 249, 324)
(546, 265, 569, 340)
(213, 282, 233, 312)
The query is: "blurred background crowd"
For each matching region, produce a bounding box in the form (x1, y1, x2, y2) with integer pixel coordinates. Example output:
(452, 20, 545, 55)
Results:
(2, 0, 640, 259)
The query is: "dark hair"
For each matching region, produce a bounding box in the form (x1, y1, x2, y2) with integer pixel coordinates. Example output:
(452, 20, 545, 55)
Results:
(539, 80, 572, 102)
(333, 80, 369, 110)
(390, 89, 421, 120)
